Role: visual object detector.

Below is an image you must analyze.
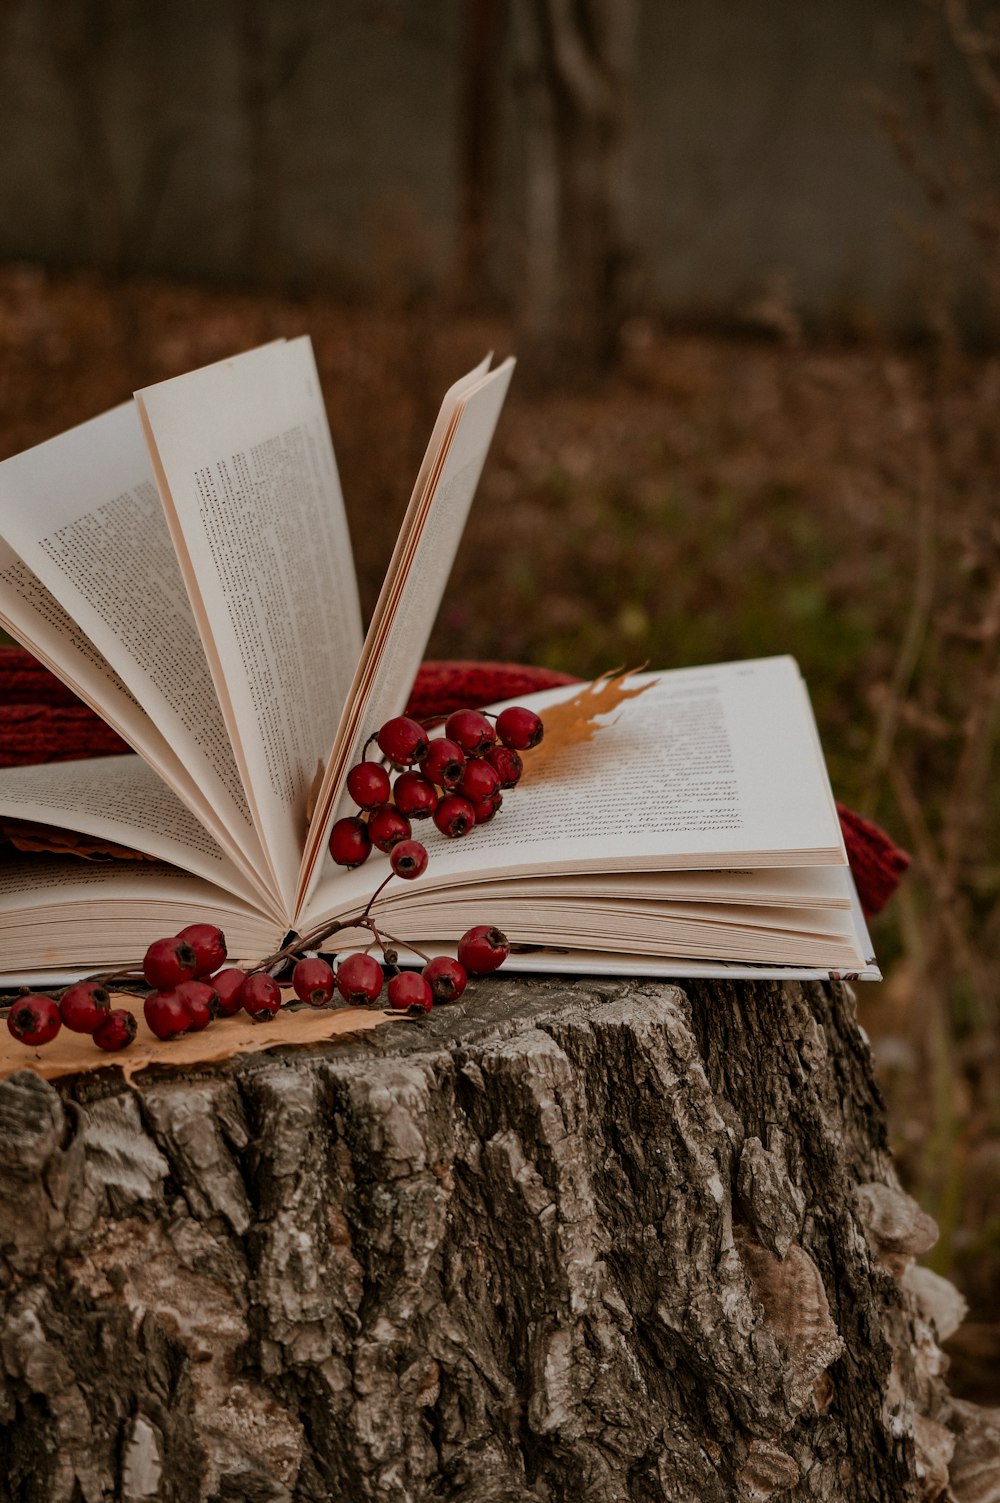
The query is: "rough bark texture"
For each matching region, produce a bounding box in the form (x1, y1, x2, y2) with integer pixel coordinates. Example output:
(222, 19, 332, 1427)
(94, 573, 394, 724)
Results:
(0, 976, 995, 1502)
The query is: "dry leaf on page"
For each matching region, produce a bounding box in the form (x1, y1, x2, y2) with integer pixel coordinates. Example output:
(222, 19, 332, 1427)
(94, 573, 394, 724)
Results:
(521, 669, 653, 782)
(0, 990, 396, 1085)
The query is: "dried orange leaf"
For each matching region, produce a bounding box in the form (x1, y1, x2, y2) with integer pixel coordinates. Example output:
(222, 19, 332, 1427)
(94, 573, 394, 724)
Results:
(522, 669, 653, 782)
(0, 990, 395, 1085)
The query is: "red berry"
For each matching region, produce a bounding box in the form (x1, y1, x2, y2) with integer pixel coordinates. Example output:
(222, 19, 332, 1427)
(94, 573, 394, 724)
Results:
(241, 973, 282, 1021)
(433, 794, 476, 839)
(376, 716, 430, 767)
(176, 979, 217, 1031)
(445, 709, 496, 756)
(329, 815, 372, 868)
(59, 981, 111, 1034)
(143, 989, 191, 1041)
(292, 956, 336, 1006)
(495, 706, 544, 750)
(422, 956, 468, 1003)
(176, 923, 227, 976)
(473, 792, 502, 824)
(7, 993, 61, 1047)
(93, 1008, 137, 1052)
(347, 761, 392, 809)
(457, 925, 510, 975)
(143, 936, 197, 989)
(420, 738, 466, 790)
(393, 771, 438, 819)
(390, 839, 428, 880)
(368, 804, 411, 852)
(212, 967, 248, 1016)
(387, 972, 433, 1014)
(336, 953, 384, 1005)
(459, 757, 501, 803)
(487, 745, 523, 789)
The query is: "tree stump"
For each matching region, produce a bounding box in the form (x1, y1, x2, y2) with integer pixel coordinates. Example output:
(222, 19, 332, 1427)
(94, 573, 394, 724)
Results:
(1, 976, 996, 1502)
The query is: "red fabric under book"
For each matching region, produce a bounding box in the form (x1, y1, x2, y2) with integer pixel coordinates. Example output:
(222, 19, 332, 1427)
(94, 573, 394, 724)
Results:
(0, 646, 908, 918)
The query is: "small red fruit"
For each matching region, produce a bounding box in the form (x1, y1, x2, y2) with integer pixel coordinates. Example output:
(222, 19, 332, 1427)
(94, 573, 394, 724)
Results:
(376, 716, 430, 767)
(143, 936, 197, 989)
(457, 925, 510, 975)
(292, 956, 336, 1006)
(212, 967, 247, 1016)
(93, 1008, 138, 1052)
(420, 738, 466, 790)
(176, 923, 227, 977)
(393, 771, 438, 819)
(368, 804, 411, 852)
(143, 989, 191, 1041)
(7, 993, 61, 1046)
(336, 953, 384, 1005)
(241, 974, 282, 1021)
(459, 757, 501, 803)
(422, 956, 468, 1003)
(329, 816, 372, 868)
(445, 709, 496, 756)
(390, 838, 428, 880)
(387, 972, 434, 1014)
(495, 706, 544, 750)
(176, 979, 217, 1031)
(473, 792, 502, 824)
(487, 745, 523, 789)
(59, 981, 111, 1034)
(347, 761, 392, 809)
(433, 794, 476, 839)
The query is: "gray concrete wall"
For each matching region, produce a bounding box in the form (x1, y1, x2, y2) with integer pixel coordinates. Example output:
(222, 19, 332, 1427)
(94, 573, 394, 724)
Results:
(0, 0, 977, 329)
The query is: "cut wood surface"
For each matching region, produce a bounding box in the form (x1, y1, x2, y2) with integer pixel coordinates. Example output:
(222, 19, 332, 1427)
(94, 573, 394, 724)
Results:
(0, 975, 995, 1502)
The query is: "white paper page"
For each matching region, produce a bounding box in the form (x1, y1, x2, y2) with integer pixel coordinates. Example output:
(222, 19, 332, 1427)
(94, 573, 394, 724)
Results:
(303, 658, 846, 937)
(0, 756, 273, 913)
(0, 539, 268, 889)
(355, 356, 493, 661)
(0, 403, 264, 875)
(136, 338, 364, 908)
(298, 358, 516, 909)
(0, 856, 278, 976)
(359, 864, 852, 908)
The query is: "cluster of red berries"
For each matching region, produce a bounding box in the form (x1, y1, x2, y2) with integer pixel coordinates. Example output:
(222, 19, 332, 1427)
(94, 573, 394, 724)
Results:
(287, 923, 509, 1015)
(5, 923, 512, 1053)
(5, 703, 542, 1057)
(3, 921, 231, 1052)
(328, 705, 543, 872)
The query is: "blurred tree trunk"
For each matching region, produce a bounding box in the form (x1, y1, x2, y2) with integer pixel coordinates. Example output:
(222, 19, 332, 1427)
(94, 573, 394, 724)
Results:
(510, 0, 639, 380)
(458, 0, 504, 304)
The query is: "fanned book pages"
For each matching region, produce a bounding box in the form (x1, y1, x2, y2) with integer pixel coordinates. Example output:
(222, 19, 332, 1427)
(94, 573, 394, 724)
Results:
(0, 339, 879, 985)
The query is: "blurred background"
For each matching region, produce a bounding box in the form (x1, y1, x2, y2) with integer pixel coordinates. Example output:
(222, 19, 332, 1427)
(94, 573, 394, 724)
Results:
(0, 0, 997, 1397)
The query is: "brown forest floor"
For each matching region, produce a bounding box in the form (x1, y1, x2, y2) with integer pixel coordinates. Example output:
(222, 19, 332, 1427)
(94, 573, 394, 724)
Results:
(0, 263, 997, 1400)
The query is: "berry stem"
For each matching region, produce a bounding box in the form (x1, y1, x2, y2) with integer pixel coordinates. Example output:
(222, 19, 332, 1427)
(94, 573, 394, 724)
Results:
(365, 921, 433, 965)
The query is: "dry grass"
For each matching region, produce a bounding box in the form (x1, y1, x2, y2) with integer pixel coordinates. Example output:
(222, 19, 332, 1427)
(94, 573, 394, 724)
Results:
(0, 263, 997, 1395)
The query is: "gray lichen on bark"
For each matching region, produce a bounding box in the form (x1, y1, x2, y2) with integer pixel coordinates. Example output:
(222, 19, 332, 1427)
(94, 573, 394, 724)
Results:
(0, 976, 993, 1501)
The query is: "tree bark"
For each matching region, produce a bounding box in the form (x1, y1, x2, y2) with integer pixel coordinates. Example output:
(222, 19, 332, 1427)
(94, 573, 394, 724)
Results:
(0, 976, 995, 1502)
(509, 0, 639, 380)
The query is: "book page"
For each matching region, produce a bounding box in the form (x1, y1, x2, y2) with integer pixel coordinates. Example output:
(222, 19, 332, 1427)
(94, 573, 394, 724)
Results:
(0, 756, 275, 913)
(0, 402, 266, 879)
(0, 855, 278, 977)
(302, 658, 847, 933)
(136, 337, 364, 908)
(297, 357, 515, 911)
(0, 539, 266, 889)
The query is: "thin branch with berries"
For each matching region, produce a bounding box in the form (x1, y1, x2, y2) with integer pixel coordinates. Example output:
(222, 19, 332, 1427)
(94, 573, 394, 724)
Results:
(5, 704, 544, 1058)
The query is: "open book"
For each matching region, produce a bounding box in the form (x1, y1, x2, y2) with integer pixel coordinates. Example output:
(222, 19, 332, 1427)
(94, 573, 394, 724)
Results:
(0, 338, 879, 985)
